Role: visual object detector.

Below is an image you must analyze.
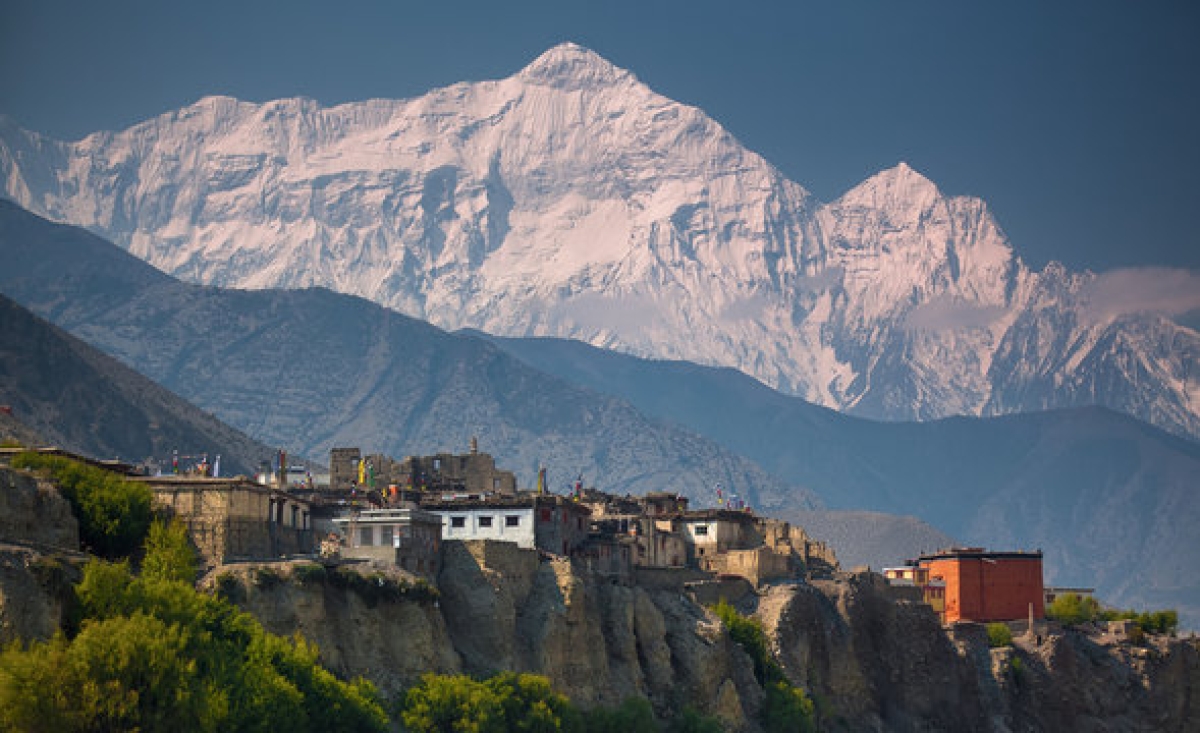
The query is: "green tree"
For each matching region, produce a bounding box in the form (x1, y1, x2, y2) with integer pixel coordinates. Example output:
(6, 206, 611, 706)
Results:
(142, 519, 198, 584)
(401, 673, 581, 733)
(666, 707, 723, 733)
(583, 697, 659, 733)
(1, 559, 388, 732)
(1045, 592, 1102, 626)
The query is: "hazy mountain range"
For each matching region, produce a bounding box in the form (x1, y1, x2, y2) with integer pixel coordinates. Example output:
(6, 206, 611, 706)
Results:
(1, 200, 1197, 628)
(1, 42, 1196, 443)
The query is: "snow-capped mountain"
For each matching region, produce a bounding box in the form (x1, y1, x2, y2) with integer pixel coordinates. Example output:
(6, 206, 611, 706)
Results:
(2, 42, 1197, 439)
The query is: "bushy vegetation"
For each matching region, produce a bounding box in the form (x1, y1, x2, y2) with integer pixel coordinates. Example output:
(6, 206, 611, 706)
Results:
(325, 566, 440, 605)
(0, 518, 388, 732)
(1046, 593, 1178, 636)
(1045, 592, 1104, 626)
(141, 519, 197, 583)
(402, 671, 578, 732)
(711, 599, 816, 733)
(12, 452, 153, 558)
(986, 622, 1013, 648)
(399, 673, 724, 733)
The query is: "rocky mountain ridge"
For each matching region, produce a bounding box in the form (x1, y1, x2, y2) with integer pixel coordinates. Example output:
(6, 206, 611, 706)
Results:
(1, 42, 1197, 440)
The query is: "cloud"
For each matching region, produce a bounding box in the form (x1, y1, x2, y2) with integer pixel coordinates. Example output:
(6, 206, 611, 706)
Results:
(1079, 268, 1200, 323)
(905, 296, 1007, 332)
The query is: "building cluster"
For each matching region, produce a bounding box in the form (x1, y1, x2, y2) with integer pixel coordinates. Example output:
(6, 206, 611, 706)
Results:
(7, 442, 1085, 629)
(325, 442, 839, 586)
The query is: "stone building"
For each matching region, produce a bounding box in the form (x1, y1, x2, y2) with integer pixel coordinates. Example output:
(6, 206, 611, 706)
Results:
(136, 476, 313, 566)
(332, 506, 443, 577)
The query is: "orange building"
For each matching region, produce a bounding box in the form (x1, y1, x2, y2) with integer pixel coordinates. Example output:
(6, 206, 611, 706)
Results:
(918, 548, 1044, 624)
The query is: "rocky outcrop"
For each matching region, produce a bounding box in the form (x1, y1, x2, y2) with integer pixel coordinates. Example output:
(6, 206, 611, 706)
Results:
(756, 572, 1200, 733)
(201, 561, 460, 700)
(437, 541, 762, 725)
(0, 466, 78, 551)
(0, 466, 82, 645)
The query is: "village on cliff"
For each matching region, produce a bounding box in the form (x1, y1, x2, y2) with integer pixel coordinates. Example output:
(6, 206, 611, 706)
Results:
(0, 438, 1105, 635)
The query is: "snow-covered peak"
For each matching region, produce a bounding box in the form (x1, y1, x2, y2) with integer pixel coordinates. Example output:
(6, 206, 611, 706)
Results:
(517, 42, 634, 90)
(837, 161, 941, 212)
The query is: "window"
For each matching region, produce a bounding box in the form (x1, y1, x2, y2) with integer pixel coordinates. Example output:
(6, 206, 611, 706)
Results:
(380, 526, 394, 546)
(479, 516, 493, 528)
(694, 525, 709, 536)
(505, 515, 521, 527)
(359, 526, 373, 546)
(450, 516, 465, 528)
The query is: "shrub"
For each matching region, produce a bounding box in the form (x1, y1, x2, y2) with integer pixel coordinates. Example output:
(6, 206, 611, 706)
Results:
(252, 566, 284, 590)
(292, 562, 327, 586)
(763, 679, 817, 733)
(1045, 592, 1102, 626)
(986, 622, 1013, 648)
(213, 571, 244, 603)
(584, 697, 659, 733)
(401, 672, 579, 733)
(326, 567, 439, 606)
(1008, 655, 1024, 684)
(12, 453, 153, 558)
(666, 706, 723, 733)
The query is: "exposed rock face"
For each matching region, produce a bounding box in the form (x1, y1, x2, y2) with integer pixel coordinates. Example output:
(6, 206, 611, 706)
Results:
(206, 548, 1199, 731)
(757, 574, 1200, 733)
(202, 561, 460, 699)
(0, 466, 79, 550)
(0, 466, 82, 645)
(437, 541, 762, 721)
(0, 547, 80, 646)
(212, 542, 763, 727)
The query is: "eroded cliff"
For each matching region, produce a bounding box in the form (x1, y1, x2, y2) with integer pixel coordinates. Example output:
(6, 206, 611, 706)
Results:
(205, 544, 1199, 732)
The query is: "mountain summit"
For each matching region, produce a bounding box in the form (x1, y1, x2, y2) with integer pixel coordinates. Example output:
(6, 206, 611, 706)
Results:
(0, 44, 1196, 440)
(518, 42, 634, 89)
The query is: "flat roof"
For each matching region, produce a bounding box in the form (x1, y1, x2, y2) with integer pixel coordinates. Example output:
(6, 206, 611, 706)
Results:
(918, 547, 1043, 562)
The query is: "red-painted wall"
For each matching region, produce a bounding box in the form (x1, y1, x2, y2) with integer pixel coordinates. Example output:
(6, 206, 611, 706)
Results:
(923, 554, 1043, 623)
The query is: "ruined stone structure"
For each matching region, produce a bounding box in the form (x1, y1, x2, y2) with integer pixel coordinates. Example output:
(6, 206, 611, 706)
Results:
(137, 476, 313, 566)
(329, 447, 361, 491)
(329, 442, 517, 497)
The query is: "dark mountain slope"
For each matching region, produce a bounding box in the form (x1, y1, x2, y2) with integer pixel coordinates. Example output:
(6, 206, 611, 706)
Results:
(0, 292, 271, 474)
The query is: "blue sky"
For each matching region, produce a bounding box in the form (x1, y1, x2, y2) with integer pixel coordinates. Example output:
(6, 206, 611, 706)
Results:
(1, 0, 1197, 272)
